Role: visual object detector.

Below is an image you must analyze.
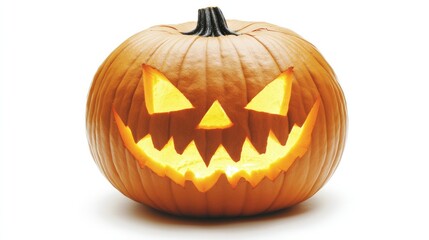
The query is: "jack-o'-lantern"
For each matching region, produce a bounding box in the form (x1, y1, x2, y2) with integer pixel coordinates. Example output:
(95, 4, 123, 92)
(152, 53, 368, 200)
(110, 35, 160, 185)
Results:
(86, 7, 347, 217)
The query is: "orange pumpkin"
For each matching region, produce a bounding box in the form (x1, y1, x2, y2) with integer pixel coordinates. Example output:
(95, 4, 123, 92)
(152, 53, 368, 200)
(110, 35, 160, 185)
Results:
(86, 7, 347, 217)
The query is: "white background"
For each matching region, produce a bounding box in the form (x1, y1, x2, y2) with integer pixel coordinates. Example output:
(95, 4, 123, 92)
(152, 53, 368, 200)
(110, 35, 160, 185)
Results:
(1, 0, 428, 239)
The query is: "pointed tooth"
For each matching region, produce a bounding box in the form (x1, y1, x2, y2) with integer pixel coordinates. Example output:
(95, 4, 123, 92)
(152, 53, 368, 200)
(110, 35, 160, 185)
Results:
(173, 134, 194, 155)
(160, 136, 176, 152)
(170, 110, 199, 154)
(248, 111, 270, 154)
(222, 127, 246, 162)
(149, 113, 170, 150)
(194, 131, 208, 166)
(205, 130, 223, 164)
(270, 115, 289, 146)
(193, 130, 223, 166)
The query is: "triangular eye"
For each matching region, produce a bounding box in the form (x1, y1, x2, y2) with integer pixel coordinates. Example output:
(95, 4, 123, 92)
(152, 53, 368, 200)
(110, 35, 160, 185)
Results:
(244, 68, 293, 116)
(142, 64, 194, 115)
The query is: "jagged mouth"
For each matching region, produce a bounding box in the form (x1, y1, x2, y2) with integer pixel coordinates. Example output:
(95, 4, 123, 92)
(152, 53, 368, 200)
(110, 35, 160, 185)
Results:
(113, 99, 320, 192)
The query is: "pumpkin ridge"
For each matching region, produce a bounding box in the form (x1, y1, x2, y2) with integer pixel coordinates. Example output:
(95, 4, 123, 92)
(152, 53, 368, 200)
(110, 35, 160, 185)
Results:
(265, 172, 286, 211)
(243, 34, 285, 153)
(110, 53, 155, 195)
(247, 34, 282, 72)
(291, 38, 343, 190)
(138, 162, 165, 210)
(277, 34, 339, 200)
(145, 36, 192, 150)
(261, 33, 308, 126)
(117, 31, 172, 124)
(160, 37, 197, 151)
(102, 36, 158, 195)
(168, 177, 183, 215)
(148, 166, 174, 212)
(89, 34, 142, 132)
(130, 153, 162, 210)
(164, 36, 201, 155)
(110, 34, 177, 195)
(237, 181, 250, 215)
(215, 36, 243, 162)
(304, 63, 345, 195)
(124, 34, 173, 141)
(304, 69, 331, 199)
(281, 33, 336, 78)
(199, 37, 210, 165)
(227, 36, 255, 146)
(262, 34, 322, 204)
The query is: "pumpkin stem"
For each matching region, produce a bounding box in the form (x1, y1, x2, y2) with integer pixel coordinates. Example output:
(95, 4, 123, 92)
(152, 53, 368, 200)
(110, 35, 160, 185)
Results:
(182, 7, 238, 37)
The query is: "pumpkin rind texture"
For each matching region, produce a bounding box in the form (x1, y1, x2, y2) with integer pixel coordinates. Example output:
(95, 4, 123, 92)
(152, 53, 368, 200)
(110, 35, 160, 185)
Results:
(86, 12, 347, 217)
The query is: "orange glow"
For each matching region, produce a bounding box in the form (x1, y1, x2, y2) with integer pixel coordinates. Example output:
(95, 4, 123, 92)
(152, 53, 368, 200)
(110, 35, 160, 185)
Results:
(113, 98, 320, 192)
(197, 100, 233, 129)
(142, 64, 194, 114)
(245, 68, 293, 116)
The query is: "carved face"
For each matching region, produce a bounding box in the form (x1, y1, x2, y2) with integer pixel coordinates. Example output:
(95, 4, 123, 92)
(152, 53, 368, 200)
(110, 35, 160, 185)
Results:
(113, 64, 320, 192)
(87, 8, 347, 217)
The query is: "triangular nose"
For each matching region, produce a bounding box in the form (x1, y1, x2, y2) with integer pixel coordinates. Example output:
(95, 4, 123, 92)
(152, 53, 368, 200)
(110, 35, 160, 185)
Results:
(197, 100, 233, 129)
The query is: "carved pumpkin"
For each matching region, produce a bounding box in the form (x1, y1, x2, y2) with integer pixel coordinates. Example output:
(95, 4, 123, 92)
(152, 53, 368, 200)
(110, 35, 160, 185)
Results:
(86, 7, 347, 217)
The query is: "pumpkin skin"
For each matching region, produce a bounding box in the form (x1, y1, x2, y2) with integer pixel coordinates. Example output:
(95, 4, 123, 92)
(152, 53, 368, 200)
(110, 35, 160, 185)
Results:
(86, 7, 347, 217)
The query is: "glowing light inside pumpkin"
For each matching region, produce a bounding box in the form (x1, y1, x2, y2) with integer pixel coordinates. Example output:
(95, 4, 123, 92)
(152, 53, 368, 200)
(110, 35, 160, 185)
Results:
(197, 100, 233, 129)
(142, 64, 194, 114)
(245, 68, 293, 116)
(113, 98, 320, 192)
